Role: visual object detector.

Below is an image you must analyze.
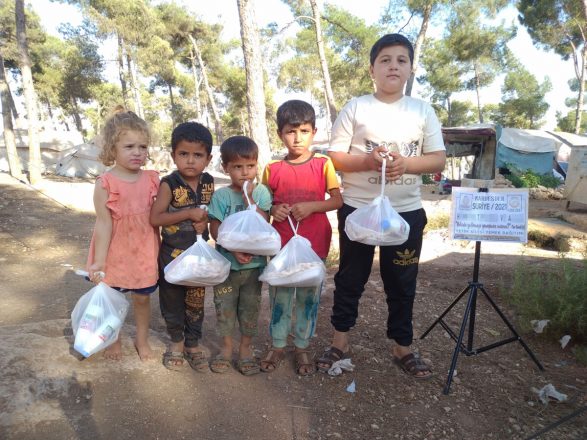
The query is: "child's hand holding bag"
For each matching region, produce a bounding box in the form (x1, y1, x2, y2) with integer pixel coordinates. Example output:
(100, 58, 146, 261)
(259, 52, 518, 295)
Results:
(259, 217, 326, 287)
(344, 157, 410, 246)
(71, 280, 130, 358)
(164, 235, 231, 286)
(216, 181, 281, 256)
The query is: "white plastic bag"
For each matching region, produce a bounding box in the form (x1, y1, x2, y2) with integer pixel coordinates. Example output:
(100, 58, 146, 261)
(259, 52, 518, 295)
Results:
(259, 217, 326, 287)
(345, 159, 410, 246)
(216, 181, 281, 256)
(71, 282, 130, 358)
(164, 235, 231, 286)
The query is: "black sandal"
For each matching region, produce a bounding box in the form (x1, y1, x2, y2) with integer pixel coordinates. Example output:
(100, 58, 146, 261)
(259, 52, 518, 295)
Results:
(316, 347, 349, 373)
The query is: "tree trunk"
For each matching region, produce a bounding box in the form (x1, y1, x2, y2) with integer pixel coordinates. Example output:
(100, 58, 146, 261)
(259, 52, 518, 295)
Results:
(474, 63, 483, 123)
(3, 68, 19, 120)
(237, 0, 271, 168)
(189, 47, 203, 121)
(15, 0, 42, 184)
(574, 29, 587, 133)
(1, 54, 25, 181)
(310, 0, 337, 125)
(167, 82, 176, 125)
(126, 53, 143, 118)
(70, 96, 84, 137)
(117, 34, 129, 106)
(405, 2, 432, 96)
(188, 34, 223, 143)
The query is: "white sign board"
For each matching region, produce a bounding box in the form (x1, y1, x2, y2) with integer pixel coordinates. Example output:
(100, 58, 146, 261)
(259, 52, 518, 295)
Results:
(450, 187, 529, 243)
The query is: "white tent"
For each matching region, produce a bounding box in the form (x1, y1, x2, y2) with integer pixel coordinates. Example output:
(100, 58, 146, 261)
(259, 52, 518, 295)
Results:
(55, 143, 106, 178)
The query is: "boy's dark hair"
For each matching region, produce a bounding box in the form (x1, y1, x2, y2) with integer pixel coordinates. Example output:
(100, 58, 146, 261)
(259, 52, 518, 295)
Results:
(220, 136, 258, 164)
(171, 121, 213, 154)
(370, 33, 414, 66)
(276, 100, 316, 132)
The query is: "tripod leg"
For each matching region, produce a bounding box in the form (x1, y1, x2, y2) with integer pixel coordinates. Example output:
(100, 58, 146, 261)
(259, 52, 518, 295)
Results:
(479, 286, 544, 371)
(444, 285, 478, 395)
(420, 284, 470, 339)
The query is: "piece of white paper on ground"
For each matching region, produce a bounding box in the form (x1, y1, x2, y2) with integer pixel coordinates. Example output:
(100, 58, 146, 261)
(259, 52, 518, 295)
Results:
(559, 335, 571, 349)
(328, 358, 355, 376)
(532, 384, 568, 404)
(531, 319, 550, 333)
(346, 380, 356, 393)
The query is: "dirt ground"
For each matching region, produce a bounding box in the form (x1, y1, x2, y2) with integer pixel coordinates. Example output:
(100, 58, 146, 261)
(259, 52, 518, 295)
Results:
(0, 171, 586, 440)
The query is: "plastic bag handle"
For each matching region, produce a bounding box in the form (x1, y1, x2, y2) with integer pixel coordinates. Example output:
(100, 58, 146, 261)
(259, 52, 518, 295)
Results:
(243, 180, 255, 208)
(287, 215, 299, 236)
(380, 158, 387, 197)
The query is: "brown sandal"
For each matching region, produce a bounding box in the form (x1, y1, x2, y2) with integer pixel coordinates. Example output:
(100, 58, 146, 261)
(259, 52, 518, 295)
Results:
(260, 348, 285, 372)
(295, 349, 316, 376)
(393, 353, 433, 380)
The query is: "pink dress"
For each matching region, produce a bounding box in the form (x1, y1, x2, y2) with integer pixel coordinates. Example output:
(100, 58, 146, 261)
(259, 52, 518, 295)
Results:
(87, 170, 160, 289)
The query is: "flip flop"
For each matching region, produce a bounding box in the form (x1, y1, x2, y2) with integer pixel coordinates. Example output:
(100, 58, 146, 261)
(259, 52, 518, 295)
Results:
(260, 348, 285, 372)
(393, 353, 433, 380)
(295, 349, 316, 376)
(184, 350, 209, 373)
(236, 358, 261, 376)
(162, 351, 185, 371)
(316, 347, 349, 373)
(210, 355, 232, 374)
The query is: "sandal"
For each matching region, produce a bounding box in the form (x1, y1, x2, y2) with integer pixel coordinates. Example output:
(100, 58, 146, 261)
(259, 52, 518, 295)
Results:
(210, 355, 231, 374)
(393, 353, 433, 380)
(260, 348, 285, 372)
(236, 358, 261, 376)
(162, 351, 184, 371)
(184, 350, 209, 373)
(295, 349, 316, 376)
(316, 347, 349, 373)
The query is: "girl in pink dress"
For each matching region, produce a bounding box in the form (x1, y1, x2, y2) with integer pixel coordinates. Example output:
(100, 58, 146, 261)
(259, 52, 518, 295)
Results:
(87, 107, 160, 361)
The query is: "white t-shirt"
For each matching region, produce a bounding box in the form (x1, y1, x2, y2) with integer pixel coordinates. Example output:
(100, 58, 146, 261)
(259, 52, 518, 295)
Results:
(329, 94, 445, 212)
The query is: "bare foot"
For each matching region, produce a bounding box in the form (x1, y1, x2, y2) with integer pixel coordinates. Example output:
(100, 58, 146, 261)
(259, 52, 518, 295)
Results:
(103, 339, 122, 361)
(134, 341, 154, 361)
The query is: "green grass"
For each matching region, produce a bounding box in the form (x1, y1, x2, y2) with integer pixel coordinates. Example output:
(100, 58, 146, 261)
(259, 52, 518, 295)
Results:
(504, 256, 587, 343)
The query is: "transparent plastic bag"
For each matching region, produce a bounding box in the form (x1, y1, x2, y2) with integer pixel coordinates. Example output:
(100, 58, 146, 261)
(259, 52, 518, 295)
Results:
(259, 217, 326, 287)
(71, 282, 130, 358)
(164, 235, 231, 286)
(344, 158, 410, 246)
(216, 181, 281, 256)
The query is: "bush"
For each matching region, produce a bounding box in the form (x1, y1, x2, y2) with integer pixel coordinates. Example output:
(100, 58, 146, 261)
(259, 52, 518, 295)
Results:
(504, 165, 561, 189)
(425, 212, 450, 232)
(326, 246, 340, 268)
(422, 174, 434, 184)
(504, 256, 587, 342)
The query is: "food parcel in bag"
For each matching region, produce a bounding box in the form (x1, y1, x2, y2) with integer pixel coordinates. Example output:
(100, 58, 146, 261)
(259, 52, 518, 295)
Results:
(164, 235, 230, 286)
(216, 181, 281, 256)
(345, 156, 410, 246)
(71, 281, 130, 357)
(259, 217, 326, 287)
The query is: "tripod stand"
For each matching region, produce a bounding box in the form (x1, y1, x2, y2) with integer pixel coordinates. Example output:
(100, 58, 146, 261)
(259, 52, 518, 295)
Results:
(420, 240, 544, 394)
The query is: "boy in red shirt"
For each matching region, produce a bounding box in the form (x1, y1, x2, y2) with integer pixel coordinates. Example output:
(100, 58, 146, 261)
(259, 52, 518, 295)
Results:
(261, 100, 343, 375)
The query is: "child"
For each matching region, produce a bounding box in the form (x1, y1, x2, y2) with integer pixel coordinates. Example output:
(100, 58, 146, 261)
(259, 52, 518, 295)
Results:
(208, 136, 272, 376)
(318, 34, 446, 379)
(87, 107, 160, 361)
(150, 122, 214, 371)
(261, 100, 343, 376)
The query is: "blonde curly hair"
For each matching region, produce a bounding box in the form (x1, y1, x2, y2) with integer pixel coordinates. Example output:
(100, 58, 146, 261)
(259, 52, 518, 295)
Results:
(98, 106, 151, 166)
